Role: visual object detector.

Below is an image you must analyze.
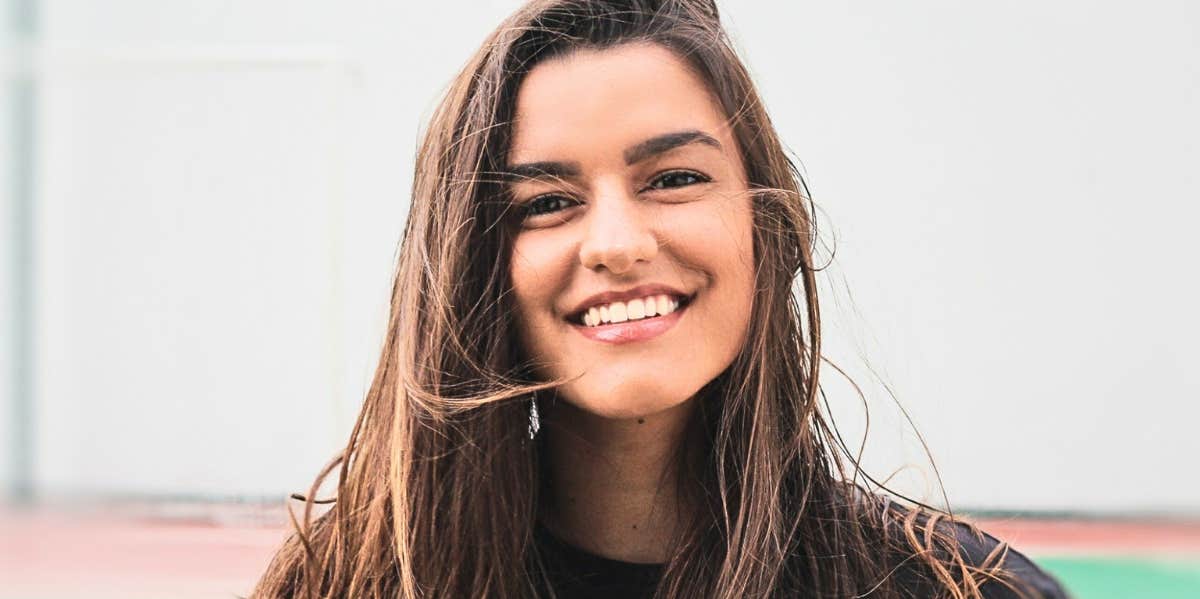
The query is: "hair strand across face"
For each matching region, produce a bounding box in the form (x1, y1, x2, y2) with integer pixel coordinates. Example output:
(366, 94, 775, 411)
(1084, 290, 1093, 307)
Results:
(252, 3, 1048, 598)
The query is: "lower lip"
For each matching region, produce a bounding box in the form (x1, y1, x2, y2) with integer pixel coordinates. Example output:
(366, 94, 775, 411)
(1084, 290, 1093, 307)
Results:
(570, 304, 686, 344)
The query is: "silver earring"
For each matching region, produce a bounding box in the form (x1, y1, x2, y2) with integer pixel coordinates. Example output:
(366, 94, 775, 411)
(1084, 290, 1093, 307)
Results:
(528, 394, 541, 440)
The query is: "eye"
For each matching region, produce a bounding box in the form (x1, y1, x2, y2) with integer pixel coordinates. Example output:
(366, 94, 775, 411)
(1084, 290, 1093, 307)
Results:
(646, 169, 711, 191)
(520, 194, 579, 218)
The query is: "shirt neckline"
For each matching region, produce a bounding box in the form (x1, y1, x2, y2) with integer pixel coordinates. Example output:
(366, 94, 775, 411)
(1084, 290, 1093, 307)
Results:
(534, 521, 666, 578)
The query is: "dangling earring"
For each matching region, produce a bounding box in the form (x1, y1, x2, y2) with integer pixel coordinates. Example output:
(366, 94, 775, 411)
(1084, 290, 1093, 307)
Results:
(527, 394, 541, 440)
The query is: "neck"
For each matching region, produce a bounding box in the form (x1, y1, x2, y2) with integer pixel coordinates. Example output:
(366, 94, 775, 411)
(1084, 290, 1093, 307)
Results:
(540, 396, 697, 564)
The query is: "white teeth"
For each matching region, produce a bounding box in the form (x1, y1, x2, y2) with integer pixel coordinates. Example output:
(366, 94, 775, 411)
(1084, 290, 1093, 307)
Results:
(578, 294, 687, 327)
(627, 299, 645, 320)
(661, 296, 678, 315)
(609, 302, 628, 323)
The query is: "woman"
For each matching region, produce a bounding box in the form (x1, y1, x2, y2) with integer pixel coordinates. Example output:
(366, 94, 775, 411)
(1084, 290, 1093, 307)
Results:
(253, 1, 1069, 597)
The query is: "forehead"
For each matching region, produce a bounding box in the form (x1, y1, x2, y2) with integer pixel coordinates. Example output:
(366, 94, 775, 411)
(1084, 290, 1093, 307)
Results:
(508, 42, 732, 164)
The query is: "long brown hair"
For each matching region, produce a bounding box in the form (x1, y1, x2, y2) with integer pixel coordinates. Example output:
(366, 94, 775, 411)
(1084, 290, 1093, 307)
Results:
(252, 1, 1038, 597)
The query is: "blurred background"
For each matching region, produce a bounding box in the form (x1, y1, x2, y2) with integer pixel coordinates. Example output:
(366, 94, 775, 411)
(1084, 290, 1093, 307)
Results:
(2, 0, 1197, 597)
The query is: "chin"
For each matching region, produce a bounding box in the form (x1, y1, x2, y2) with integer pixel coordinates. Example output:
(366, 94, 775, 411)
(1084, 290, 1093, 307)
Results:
(559, 376, 698, 420)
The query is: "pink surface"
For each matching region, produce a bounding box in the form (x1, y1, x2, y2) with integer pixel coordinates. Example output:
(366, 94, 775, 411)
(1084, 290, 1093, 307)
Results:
(974, 517, 1200, 557)
(1, 509, 289, 598)
(3, 507, 1198, 598)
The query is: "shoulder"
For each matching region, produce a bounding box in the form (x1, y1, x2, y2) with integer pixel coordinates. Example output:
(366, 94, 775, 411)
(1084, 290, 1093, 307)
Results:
(883, 506, 1071, 598)
(951, 521, 1070, 598)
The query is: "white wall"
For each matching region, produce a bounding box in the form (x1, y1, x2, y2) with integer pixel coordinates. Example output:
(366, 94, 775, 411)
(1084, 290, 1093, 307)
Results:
(26, 0, 534, 499)
(1, 15, 16, 496)
(13, 0, 1199, 512)
(725, 1, 1200, 513)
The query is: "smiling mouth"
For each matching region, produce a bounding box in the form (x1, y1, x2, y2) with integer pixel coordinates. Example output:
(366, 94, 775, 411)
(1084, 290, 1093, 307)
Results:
(567, 293, 694, 327)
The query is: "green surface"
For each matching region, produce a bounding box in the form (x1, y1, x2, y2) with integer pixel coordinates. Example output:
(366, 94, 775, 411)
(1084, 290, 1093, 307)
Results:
(1036, 556, 1200, 599)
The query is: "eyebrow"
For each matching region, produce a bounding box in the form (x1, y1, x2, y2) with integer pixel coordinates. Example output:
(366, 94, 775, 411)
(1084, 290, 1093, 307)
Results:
(624, 129, 722, 165)
(504, 129, 722, 183)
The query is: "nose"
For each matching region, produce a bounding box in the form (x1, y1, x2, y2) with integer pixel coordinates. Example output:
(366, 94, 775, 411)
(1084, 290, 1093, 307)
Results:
(578, 186, 658, 274)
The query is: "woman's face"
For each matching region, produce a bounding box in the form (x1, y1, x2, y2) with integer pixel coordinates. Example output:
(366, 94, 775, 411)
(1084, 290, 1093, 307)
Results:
(507, 42, 755, 420)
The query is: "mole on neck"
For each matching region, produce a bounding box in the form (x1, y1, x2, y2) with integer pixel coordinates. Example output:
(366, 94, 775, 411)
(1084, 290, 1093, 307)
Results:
(540, 396, 698, 564)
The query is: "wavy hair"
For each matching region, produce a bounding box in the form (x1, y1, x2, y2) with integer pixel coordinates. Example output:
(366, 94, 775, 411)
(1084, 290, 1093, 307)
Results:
(252, 1, 1040, 597)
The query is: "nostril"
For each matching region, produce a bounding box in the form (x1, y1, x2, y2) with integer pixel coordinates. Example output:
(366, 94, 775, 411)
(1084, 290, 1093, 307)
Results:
(578, 222, 659, 273)
(585, 250, 635, 274)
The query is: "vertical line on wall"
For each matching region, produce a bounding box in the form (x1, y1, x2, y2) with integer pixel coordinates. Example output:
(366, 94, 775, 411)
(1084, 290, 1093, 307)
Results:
(7, 0, 38, 503)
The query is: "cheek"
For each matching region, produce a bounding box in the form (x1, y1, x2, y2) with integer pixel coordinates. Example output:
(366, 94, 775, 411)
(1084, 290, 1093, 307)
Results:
(716, 195, 755, 278)
(509, 233, 571, 338)
(679, 193, 754, 286)
(719, 200, 757, 334)
(673, 193, 756, 346)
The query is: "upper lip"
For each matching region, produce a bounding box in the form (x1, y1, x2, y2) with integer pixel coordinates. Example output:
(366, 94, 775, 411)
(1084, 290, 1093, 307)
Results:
(566, 284, 692, 320)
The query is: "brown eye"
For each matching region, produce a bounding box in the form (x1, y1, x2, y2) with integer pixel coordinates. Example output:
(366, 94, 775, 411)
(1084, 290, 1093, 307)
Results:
(522, 194, 578, 218)
(647, 170, 710, 190)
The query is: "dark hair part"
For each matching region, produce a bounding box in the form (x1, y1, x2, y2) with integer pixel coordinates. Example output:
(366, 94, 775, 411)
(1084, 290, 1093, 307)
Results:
(252, 2, 1042, 597)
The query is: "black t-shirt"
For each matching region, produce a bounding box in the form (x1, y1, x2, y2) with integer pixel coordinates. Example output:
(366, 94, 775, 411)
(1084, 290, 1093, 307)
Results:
(534, 520, 1071, 598)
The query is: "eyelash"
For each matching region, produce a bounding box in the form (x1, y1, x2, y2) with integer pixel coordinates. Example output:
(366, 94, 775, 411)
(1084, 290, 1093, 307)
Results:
(519, 170, 711, 219)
